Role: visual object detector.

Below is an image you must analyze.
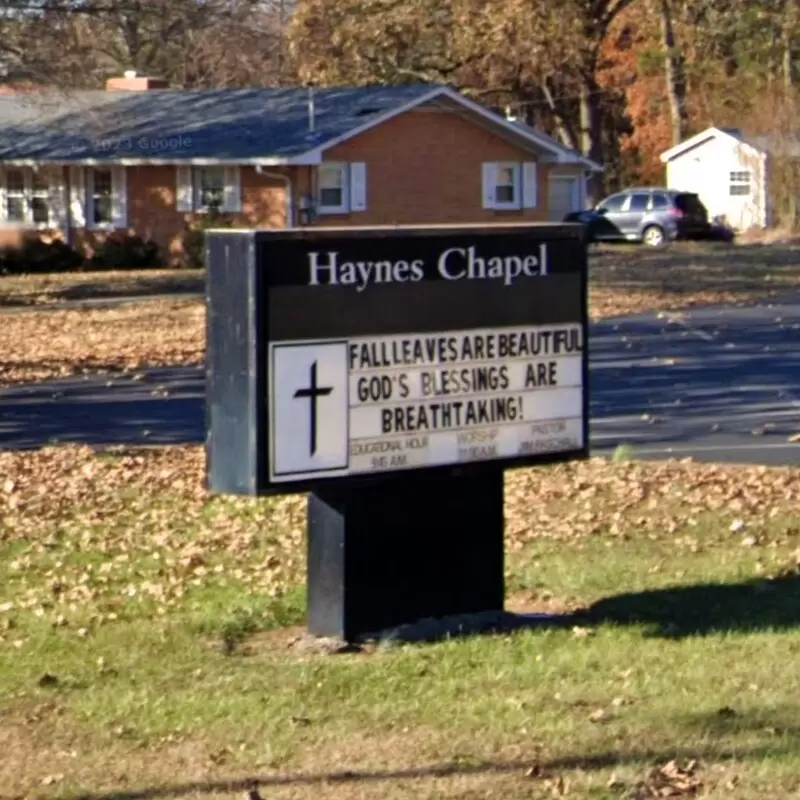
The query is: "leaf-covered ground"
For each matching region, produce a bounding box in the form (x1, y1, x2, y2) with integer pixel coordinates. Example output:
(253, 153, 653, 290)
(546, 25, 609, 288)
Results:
(2, 242, 800, 798)
(1, 446, 800, 799)
(2, 241, 800, 387)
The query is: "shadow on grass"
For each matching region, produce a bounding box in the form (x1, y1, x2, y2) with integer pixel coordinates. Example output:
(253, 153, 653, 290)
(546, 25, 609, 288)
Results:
(577, 571, 800, 638)
(63, 742, 795, 800)
(0, 271, 205, 308)
(681, 705, 800, 739)
(57, 273, 205, 302)
(369, 571, 800, 646)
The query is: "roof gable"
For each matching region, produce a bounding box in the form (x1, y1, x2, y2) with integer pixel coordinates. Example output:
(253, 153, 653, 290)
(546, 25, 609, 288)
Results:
(659, 126, 764, 163)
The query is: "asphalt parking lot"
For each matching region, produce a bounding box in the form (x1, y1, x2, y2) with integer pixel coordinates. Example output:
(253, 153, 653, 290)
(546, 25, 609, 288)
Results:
(2, 295, 799, 466)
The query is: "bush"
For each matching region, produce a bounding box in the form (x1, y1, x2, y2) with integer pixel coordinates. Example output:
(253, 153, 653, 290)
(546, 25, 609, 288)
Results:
(90, 234, 163, 270)
(182, 201, 232, 269)
(0, 239, 85, 275)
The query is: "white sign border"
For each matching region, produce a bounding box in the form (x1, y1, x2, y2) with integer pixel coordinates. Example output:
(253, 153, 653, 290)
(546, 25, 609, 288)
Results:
(268, 339, 351, 483)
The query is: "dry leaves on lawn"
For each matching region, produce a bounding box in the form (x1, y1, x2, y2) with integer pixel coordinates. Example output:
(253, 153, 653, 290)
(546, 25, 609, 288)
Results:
(504, 457, 800, 545)
(0, 299, 205, 386)
(0, 445, 304, 627)
(2, 243, 798, 386)
(2, 447, 800, 630)
(627, 759, 703, 798)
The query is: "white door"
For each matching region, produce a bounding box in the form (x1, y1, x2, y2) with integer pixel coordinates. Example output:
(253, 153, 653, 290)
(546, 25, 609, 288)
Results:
(548, 176, 579, 221)
(727, 170, 759, 230)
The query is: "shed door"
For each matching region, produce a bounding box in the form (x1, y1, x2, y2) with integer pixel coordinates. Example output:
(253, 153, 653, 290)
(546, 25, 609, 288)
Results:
(548, 176, 579, 221)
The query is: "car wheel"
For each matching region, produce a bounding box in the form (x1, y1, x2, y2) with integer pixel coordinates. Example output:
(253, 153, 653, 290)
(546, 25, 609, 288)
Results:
(642, 225, 665, 247)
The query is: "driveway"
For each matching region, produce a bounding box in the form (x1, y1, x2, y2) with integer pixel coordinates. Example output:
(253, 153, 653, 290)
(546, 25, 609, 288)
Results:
(2, 295, 800, 466)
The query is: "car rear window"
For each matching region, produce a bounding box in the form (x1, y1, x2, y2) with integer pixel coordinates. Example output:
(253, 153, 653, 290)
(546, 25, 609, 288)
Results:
(652, 193, 669, 209)
(675, 193, 706, 215)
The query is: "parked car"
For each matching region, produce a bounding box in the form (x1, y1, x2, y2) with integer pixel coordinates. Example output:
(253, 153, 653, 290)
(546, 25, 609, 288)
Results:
(564, 187, 711, 246)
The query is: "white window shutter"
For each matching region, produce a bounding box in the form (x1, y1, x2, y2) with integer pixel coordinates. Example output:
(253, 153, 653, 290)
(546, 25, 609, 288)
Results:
(69, 166, 86, 227)
(223, 166, 241, 213)
(111, 166, 128, 228)
(48, 167, 69, 229)
(522, 162, 537, 208)
(0, 169, 7, 223)
(176, 165, 193, 212)
(482, 163, 497, 209)
(349, 162, 367, 211)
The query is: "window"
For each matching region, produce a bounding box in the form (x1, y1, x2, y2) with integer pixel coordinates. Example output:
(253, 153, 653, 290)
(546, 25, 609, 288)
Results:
(627, 193, 650, 212)
(494, 164, 519, 207)
(5, 169, 26, 223)
(651, 192, 669, 210)
(175, 166, 240, 214)
(318, 163, 348, 213)
(31, 171, 50, 225)
(194, 167, 225, 211)
(88, 168, 113, 225)
(597, 193, 626, 213)
(729, 170, 751, 196)
(482, 162, 536, 210)
(2, 167, 54, 227)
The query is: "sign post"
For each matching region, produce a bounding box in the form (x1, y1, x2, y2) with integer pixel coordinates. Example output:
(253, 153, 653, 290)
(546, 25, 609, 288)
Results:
(206, 224, 588, 641)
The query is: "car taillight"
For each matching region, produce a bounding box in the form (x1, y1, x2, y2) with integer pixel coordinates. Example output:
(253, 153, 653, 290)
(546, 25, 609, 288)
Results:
(668, 208, 683, 218)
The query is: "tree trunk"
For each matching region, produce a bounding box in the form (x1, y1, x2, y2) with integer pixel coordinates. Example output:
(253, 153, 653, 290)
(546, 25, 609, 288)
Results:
(578, 77, 603, 202)
(658, 0, 688, 146)
(542, 82, 579, 149)
(783, 39, 794, 89)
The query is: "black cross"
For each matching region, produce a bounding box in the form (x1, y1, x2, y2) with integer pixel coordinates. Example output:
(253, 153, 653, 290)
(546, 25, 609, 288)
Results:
(293, 360, 333, 456)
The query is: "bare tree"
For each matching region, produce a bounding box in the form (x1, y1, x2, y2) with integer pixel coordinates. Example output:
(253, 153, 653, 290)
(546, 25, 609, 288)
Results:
(656, 0, 688, 145)
(0, 0, 293, 89)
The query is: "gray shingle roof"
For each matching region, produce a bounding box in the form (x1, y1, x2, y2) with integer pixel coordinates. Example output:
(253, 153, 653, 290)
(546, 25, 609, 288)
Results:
(0, 84, 439, 162)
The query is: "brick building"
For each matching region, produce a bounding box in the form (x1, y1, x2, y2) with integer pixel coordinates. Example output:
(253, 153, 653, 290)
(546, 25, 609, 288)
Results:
(0, 73, 602, 263)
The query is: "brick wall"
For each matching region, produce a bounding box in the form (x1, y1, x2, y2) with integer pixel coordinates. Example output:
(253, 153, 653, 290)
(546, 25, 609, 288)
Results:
(74, 165, 289, 265)
(65, 106, 555, 264)
(302, 108, 552, 226)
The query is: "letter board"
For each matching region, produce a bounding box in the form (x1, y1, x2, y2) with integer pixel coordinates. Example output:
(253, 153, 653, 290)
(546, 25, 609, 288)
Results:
(206, 223, 589, 496)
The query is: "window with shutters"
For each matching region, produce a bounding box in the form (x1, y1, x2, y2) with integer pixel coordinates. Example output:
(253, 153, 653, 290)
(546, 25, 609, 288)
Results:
(493, 163, 520, 208)
(88, 168, 114, 226)
(5, 169, 26, 223)
(2, 167, 55, 227)
(31, 171, 51, 225)
(193, 167, 226, 211)
(483, 162, 536, 210)
(317, 163, 348, 213)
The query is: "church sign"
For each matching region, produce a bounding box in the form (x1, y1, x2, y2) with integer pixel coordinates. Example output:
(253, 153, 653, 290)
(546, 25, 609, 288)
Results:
(206, 224, 588, 640)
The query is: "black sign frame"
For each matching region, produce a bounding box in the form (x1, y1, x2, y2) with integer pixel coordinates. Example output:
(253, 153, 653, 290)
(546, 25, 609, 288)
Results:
(206, 223, 589, 498)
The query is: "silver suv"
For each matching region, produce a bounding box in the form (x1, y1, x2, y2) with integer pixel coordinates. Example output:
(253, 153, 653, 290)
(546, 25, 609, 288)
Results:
(567, 187, 711, 247)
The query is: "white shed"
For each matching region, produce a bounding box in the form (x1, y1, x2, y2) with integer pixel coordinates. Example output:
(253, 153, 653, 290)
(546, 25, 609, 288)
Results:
(659, 127, 769, 230)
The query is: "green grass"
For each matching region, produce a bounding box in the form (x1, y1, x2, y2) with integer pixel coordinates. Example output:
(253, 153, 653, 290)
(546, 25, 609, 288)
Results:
(1, 452, 800, 799)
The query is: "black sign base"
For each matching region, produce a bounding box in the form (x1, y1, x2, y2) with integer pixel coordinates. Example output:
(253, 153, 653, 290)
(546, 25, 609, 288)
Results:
(307, 467, 505, 641)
